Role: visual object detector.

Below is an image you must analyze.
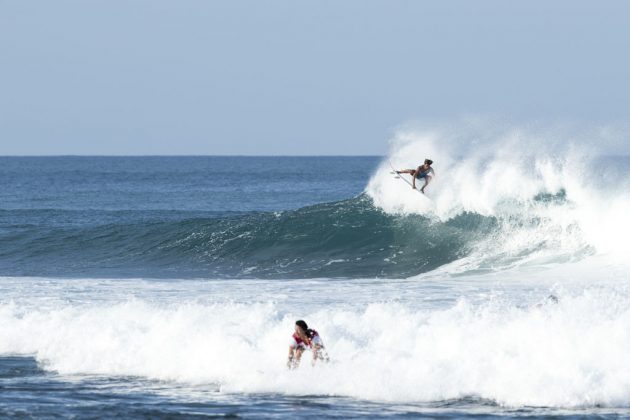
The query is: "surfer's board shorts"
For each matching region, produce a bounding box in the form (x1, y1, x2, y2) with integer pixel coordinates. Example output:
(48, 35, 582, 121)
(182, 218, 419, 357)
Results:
(289, 335, 324, 350)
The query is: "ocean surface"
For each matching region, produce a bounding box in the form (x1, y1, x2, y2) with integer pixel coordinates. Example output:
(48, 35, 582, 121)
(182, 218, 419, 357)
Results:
(2, 151, 630, 418)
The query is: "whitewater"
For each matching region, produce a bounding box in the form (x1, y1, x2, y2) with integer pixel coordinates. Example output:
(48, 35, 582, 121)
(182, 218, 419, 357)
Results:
(1, 127, 630, 417)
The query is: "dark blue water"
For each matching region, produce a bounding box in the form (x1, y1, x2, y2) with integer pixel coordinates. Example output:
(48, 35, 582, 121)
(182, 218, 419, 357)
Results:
(0, 156, 374, 213)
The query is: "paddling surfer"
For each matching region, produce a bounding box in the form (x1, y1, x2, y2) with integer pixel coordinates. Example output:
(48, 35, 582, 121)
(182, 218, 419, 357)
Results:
(287, 320, 329, 369)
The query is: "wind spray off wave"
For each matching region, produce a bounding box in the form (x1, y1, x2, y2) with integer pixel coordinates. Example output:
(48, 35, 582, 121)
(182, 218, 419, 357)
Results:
(368, 123, 630, 269)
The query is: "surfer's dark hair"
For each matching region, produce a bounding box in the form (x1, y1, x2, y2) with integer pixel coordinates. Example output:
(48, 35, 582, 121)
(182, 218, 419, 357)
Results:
(425, 159, 433, 165)
(295, 320, 308, 332)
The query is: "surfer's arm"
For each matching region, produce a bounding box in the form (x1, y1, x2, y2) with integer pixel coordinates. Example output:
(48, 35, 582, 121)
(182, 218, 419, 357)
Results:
(310, 345, 320, 365)
(309, 342, 324, 366)
(287, 346, 296, 368)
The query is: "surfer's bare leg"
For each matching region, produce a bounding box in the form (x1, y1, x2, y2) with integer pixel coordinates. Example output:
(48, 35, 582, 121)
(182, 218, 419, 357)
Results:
(420, 177, 431, 194)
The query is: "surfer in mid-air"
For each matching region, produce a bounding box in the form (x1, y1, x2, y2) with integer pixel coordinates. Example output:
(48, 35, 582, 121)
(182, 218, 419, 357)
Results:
(395, 159, 434, 193)
(287, 320, 329, 369)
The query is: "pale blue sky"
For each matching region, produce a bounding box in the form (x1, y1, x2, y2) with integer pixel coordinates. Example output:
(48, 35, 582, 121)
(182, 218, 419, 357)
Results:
(1, 1, 629, 155)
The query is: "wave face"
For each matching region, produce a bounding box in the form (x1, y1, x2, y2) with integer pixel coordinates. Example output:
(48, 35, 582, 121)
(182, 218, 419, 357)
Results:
(0, 198, 495, 278)
(0, 189, 597, 278)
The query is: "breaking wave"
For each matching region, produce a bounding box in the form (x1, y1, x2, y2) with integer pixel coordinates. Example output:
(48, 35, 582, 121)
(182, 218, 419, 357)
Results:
(1, 123, 628, 279)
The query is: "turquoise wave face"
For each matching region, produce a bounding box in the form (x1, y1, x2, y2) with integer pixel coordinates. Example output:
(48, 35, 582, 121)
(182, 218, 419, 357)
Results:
(0, 195, 497, 279)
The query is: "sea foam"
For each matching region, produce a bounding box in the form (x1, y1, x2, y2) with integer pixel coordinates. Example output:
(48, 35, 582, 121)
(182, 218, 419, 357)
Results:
(2, 279, 630, 407)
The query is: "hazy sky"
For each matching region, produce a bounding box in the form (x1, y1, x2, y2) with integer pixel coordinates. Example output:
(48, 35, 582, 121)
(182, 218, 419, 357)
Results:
(1, 1, 629, 155)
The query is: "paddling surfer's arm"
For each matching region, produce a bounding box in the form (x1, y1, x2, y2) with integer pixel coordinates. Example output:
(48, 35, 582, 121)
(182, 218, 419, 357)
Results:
(287, 346, 295, 368)
(288, 346, 304, 368)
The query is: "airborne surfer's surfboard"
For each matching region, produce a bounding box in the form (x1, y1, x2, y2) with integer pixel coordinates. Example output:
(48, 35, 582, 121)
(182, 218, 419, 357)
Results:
(388, 160, 427, 197)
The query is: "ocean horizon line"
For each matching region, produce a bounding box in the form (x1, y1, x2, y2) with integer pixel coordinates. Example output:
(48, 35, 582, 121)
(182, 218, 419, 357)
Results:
(0, 154, 384, 158)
